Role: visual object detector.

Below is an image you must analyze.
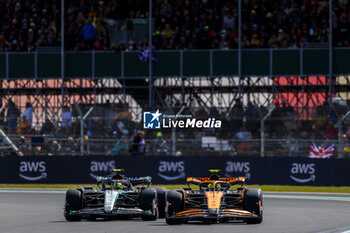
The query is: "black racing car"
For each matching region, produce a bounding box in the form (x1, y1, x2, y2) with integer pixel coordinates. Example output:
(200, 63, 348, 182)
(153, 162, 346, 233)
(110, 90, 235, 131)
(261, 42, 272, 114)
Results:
(64, 169, 166, 221)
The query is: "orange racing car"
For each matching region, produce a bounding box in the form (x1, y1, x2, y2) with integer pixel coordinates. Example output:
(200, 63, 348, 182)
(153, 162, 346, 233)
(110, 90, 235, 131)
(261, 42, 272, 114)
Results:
(165, 169, 263, 224)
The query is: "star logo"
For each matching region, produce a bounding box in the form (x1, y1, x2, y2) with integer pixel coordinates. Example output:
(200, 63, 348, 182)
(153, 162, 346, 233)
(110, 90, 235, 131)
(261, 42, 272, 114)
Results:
(150, 109, 162, 122)
(143, 110, 162, 129)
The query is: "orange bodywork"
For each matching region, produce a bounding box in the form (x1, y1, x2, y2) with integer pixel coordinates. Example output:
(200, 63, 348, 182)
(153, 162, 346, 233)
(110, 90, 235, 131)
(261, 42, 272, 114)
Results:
(175, 208, 253, 217)
(206, 191, 223, 209)
(187, 177, 245, 184)
(171, 174, 257, 219)
(185, 179, 245, 210)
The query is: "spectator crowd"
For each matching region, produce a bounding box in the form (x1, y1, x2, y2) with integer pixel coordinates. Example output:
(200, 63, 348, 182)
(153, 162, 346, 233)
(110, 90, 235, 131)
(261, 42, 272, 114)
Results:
(1, 0, 350, 52)
(1, 97, 350, 157)
(1, 0, 350, 158)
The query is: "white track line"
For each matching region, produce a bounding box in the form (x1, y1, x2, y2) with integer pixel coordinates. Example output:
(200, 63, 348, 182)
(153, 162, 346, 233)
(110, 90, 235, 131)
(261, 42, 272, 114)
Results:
(264, 191, 350, 196)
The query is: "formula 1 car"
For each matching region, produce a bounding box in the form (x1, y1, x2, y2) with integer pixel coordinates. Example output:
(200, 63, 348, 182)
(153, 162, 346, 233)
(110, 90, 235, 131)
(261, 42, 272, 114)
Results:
(64, 169, 166, 221)
(165, 169, 263, 224)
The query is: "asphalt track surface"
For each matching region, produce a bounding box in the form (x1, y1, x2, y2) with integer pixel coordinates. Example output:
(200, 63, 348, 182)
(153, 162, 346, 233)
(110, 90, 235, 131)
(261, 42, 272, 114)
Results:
(0, 190, 350, 233)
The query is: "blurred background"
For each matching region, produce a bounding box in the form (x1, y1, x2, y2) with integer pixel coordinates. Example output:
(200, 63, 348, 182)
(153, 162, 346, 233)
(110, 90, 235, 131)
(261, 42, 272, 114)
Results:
(1, 0, 350, 158)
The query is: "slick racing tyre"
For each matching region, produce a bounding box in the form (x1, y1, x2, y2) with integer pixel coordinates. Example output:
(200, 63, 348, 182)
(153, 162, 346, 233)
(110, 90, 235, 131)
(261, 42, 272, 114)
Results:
(243, 188, 263, 224)
(64, 189, 83, 221)
(140, 188, 158, 221)
(165, 190, 184, 225)
(154, 187, 167, 218)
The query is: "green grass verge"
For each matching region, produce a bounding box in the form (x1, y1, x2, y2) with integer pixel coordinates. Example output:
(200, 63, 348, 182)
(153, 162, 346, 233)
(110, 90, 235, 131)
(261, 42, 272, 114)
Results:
(1, 184, 350, 193)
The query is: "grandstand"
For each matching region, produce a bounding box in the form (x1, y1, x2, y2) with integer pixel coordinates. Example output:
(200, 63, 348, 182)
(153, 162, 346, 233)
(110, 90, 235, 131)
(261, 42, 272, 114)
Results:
(1, 0, 350, 157)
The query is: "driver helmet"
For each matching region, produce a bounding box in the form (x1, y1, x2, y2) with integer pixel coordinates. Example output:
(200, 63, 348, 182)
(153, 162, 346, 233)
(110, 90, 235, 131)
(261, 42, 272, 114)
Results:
(207, 183, 214, 191)
(112, 173, 125, 180)
(115, 182, 124, 190)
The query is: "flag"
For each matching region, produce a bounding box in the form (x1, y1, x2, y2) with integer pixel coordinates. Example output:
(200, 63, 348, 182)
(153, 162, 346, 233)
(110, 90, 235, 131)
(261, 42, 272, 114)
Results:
(308, 143, 334, 158)
(138, 46, 157, 63)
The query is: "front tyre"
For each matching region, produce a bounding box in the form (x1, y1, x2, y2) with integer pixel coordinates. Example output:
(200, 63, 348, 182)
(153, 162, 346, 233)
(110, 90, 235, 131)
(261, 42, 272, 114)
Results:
(243, 188, 263, 224)
(154, 187, 167, 218)
(165, 190, 184, 225)
(64, 189, 82, 221)
(140, 188, 158, 221)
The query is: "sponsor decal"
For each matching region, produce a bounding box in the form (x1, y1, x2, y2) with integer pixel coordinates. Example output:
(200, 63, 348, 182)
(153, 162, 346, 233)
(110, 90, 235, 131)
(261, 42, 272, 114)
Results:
(90, 161, 116, 179)
(158, 161, 185, 181)
(143, 109, 221, 129)
(225, 161, 251, 180)
(19, 161, 47, 181)
(125, 176, 144, 181)
(290, 163, 316, 183)
(104, 190, 125, 213)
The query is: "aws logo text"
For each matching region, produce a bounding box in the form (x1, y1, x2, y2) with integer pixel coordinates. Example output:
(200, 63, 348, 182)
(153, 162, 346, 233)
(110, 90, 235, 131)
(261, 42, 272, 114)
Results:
(19, 161, 47, 181)
(158, 161, 185, 181)
(90, 161, 116, 179)
(225, 161, 251, 180)
(290, 163, 316, 183)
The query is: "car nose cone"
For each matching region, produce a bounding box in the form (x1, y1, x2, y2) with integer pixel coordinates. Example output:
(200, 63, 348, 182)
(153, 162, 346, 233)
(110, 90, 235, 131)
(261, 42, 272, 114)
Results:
(208, 208, 219, 216)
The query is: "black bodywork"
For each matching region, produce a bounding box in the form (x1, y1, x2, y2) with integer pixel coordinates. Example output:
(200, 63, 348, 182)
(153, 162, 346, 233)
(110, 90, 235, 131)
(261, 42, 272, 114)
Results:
(64, 175, 158, 221)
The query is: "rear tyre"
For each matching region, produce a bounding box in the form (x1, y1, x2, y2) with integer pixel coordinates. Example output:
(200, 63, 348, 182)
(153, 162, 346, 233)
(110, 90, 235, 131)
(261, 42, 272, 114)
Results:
(140, 188, 158, 221)
(165, 190, 184, 225)
(154, 187, 166, 218)
(64, 189, 82, 221)
(243, 188, 263, 224)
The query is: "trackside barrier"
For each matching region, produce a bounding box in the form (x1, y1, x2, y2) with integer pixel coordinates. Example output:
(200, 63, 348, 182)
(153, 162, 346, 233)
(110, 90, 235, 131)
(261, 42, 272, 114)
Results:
(0, 156, 349, 186)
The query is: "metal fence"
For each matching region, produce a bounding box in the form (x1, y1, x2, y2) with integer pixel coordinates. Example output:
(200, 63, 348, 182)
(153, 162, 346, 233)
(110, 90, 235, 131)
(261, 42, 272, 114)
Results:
(0, 137, 346, 158)
(1, 103, 350, 158)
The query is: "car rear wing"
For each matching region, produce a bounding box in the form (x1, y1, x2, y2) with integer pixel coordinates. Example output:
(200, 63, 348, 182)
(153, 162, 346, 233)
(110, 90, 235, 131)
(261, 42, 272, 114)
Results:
(224, 177, 245, 186)
(130, 176, 152, 187)
(186, 177, 245, 186)
(96, 176, 152, 188)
